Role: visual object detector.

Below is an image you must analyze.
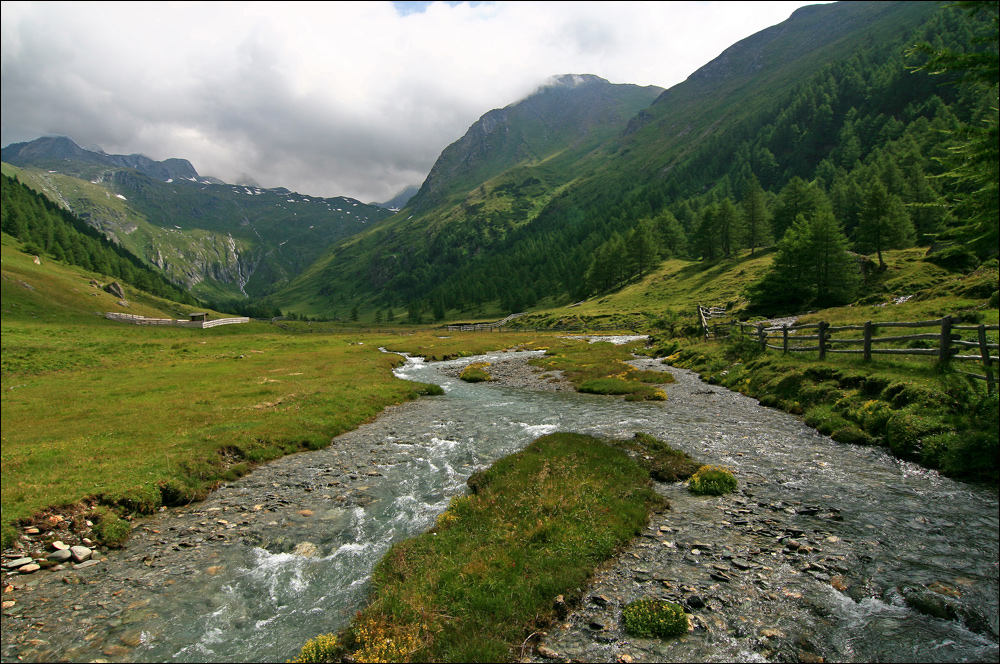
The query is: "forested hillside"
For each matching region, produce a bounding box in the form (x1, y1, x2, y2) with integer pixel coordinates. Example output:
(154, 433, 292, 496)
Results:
(273, 1, 997, 321)
(2, 139, 393, 301)
(1, 173, 197, 305)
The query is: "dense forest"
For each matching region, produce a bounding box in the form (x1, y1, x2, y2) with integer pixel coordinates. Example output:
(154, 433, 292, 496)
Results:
(1, 173, 198, 305)
(357, 2, 997, 319)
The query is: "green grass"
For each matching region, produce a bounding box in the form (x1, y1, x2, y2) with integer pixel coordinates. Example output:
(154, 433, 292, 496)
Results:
(613, 433, 702, 483)
(459, 362, 492, 383)
(3, 239, 558, 549)
(294, 433, 663, 663)
(665, 336, 999, 482)
(528, 337, 674, 401)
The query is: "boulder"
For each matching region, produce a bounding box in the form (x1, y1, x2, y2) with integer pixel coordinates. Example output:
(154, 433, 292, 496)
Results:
(104, 281, 126, 299)
(70, 546, 92, 563)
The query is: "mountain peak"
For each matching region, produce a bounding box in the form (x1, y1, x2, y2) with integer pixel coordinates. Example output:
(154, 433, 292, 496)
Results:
(543, 74, 610, 88)
(2, 136, 201, 182)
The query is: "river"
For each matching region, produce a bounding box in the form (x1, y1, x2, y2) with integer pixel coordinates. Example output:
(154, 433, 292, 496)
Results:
(0, 347, 996, 663)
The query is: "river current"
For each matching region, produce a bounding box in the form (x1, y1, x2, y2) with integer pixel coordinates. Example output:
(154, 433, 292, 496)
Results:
(2, 347, 996, 662)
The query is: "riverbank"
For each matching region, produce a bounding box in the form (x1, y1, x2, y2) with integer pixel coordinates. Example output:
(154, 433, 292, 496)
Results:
(2, 351, 997, 663)
(0, 350, 576, 662)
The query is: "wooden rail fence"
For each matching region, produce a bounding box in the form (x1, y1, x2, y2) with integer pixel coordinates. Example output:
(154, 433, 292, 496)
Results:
(722, 314, 998, 395)
(105, 313, 250, 329)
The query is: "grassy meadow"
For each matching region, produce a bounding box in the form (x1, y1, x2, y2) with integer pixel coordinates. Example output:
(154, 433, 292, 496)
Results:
(1, 239, 561, 548)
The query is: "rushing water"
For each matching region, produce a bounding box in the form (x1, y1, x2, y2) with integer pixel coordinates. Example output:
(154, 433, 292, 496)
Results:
(6, 348, 995, 663)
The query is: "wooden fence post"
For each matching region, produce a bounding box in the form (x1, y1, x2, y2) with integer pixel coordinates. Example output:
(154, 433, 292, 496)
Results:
(863, 321, 872, 362)
(818, 321, 829, 360)
(782, 325, 789, 354)
(939, 315, 953, 365)
(979, 324, 996, 396)
(758, 324, 766, 351)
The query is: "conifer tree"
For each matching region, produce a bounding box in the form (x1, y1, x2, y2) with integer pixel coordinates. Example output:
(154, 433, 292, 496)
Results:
(856, 179, 915, 268)
(739, 175, 772, 256)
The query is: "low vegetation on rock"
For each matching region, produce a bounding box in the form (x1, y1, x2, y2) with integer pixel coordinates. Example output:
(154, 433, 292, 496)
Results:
(622, 598, 690, 638)
(688, 465, 739, 496)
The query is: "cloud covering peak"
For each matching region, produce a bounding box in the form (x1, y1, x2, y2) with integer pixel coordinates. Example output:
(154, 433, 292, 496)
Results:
(1, 1, 821, 201)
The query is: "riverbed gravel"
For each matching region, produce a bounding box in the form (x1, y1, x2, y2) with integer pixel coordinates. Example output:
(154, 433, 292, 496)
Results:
(1, 351, 996, 663)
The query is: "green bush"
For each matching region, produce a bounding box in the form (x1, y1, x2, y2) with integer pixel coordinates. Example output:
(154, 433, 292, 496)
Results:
(90, 506, 132, 548)
(291, 633, 341, 663)
(688, 465, 738, 495)
(459, 362, 491, 383)
(622, 598, 689, 638)
(832, 425, 874, 446)
(723, 329, 763, 361)
(886, 409, 941, 458)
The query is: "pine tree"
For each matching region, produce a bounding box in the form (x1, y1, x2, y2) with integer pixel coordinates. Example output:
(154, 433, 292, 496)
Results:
(739, 175, 772, 256)
(856, 179, 915, 268)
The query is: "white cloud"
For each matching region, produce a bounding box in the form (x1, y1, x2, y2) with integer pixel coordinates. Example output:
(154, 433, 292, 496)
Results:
(1, 1, 822, 202)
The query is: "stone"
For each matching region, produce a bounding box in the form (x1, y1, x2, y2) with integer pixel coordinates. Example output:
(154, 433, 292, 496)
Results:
(536, 645, 561, 659)
(73, 560, 101, 569)
(761, 628, 785, 639)
(18, 563, 41, 574)
(291, 542, 318, 557)
(24, 527, 40, 535)
(46, 549, 73, 563)
(105, 281, 126, 299)
(4, 557, 34, 569)
(591, 594, 612, 607)
(553, 594, 568, 618)
(926, 581, 961, 598)
(70, 546, 92, 563)
(51, 541, 70, 551)
(686, 595, 706, 609)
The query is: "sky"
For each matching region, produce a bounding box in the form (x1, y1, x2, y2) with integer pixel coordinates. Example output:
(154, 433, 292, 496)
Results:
(1, 1, 822, 203)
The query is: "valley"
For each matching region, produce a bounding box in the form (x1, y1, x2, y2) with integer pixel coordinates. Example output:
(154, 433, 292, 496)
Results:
(2, 1, 998, 662)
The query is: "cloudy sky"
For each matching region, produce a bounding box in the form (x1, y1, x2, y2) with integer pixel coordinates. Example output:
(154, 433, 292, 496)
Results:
(2, 1, 821, 203)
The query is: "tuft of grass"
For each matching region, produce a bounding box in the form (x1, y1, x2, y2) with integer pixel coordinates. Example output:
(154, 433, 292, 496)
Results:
(299, 433, 663, 663)
(614, 433, 701, 482)
(622, 598, 690, 638)
(529, 338, 673, 401)
(460, 362, 492, 383)
(688, 465, 738, 496)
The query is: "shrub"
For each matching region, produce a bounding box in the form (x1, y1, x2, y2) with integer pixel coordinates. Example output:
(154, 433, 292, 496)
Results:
(886, 409, 941, 459)
(460, 362, 491, 383)
(622, 598, 689, 638)
(90, 506, 132, 548)
(723, 329, 763, 361)
(688, 465, 738, 495)
(291, 634, 341, 663)
(832, 425, 874, 446)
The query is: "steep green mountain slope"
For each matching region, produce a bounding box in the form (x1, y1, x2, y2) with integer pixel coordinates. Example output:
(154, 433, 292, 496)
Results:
(271, 75, 663, 318)
(2, 138, 392, 300)
(1, 173, 195, 306)
(274, 0, 991, 321)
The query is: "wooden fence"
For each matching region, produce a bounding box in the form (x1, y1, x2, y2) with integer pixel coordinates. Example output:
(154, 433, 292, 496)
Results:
(727, 315, 998, 394)
(105, 312, 250, 329)
(698, 305, 731, 338)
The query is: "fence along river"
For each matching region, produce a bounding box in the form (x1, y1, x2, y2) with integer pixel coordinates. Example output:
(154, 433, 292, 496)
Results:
(2, 346, 996, 662)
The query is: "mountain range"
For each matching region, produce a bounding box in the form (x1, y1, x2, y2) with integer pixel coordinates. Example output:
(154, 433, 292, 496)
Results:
(2, 138, 391, 299)
(2, 0, 991, 319)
